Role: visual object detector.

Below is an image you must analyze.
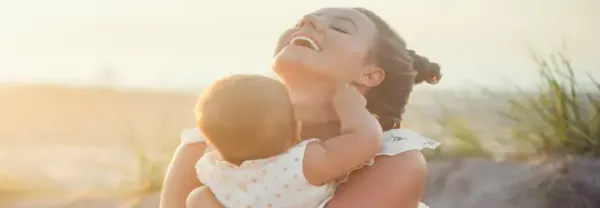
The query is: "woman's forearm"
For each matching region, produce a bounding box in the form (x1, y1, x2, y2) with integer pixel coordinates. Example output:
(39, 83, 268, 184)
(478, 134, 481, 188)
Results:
(159, 142, 206, 208)
(326, 151, 428, 208)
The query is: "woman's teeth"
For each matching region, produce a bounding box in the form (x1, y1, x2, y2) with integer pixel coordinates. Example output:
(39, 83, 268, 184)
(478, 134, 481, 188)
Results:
(290, 36, 321, 51)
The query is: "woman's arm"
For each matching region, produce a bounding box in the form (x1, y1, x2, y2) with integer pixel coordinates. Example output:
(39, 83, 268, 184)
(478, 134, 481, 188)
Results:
(159, 142, 206, 208)
(325, 151, 428, 208)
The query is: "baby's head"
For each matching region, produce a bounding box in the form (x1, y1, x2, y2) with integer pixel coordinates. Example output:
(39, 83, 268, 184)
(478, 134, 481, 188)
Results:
(196, 74, 299, 165)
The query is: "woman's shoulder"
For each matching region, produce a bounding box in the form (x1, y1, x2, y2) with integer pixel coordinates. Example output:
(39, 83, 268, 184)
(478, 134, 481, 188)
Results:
(181, 128, 205, 144)
(378, 128, 440, 156)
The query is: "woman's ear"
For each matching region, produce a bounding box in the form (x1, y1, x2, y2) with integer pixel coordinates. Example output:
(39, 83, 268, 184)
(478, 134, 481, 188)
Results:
(354, 65, 385, 87)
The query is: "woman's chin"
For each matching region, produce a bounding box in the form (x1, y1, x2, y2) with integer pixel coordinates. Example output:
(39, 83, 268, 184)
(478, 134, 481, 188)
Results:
(286, 82, 336, 105)
(272, 48, 340, 102)
(274, 65, 327, 89)
(272, 46, 323, 73)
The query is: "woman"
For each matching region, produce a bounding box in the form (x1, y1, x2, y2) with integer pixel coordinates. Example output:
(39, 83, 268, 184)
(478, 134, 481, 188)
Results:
(160, 7, 442, 208)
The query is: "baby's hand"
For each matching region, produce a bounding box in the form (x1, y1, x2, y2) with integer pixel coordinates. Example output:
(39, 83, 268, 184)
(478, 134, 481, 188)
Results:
(332, 85, 366, 109)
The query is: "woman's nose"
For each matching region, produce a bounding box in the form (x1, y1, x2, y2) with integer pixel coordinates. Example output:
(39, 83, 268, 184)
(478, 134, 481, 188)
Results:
(298, 14, 325, 32)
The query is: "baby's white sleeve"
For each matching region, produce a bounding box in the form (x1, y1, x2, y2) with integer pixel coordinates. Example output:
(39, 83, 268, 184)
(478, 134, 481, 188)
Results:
(180, 128, 205, 144)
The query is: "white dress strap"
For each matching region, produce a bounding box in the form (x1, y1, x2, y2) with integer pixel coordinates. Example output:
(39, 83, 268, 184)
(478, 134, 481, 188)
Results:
(333, 128, 440, 185)
(378, 128, 440, 156)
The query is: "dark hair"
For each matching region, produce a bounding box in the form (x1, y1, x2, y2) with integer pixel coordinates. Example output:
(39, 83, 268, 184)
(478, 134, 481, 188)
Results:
(353, 7, 442, 131)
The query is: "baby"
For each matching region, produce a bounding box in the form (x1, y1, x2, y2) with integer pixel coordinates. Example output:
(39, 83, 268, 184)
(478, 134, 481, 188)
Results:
(188, 74, 383, 208)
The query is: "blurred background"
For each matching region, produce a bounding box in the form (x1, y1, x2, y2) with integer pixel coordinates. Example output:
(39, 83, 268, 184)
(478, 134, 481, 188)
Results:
(0, 0, 598, 207)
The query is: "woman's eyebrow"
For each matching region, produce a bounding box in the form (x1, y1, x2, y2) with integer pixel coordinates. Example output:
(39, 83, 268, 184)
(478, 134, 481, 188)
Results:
(311, 12, 358, 29)
(331, 16, 357, 29)
(311, 12, 358, 28)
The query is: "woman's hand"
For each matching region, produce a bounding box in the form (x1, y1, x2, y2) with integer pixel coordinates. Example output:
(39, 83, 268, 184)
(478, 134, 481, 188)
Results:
(325, 151, 428, 208)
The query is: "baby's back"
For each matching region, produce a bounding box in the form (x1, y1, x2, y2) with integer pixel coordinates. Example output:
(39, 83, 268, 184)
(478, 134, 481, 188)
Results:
(196, 139, 333, 208)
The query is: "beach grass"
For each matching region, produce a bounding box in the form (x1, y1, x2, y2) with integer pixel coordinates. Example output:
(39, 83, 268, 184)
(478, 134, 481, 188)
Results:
(503, 51, 600, 158)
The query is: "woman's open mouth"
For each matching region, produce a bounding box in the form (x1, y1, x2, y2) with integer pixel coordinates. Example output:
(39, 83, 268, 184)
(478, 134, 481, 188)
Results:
(289, 36, 321, 51)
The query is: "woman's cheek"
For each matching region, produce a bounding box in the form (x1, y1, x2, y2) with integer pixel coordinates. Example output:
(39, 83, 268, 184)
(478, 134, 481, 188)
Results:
(332, 36, 368, 64)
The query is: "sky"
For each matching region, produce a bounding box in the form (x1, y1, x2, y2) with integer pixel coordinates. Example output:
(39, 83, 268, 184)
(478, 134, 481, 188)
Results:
(0, 0, 598, 92)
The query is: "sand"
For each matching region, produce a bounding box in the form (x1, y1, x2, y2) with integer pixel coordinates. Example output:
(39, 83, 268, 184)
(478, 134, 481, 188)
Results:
(0, 85, 195, 207)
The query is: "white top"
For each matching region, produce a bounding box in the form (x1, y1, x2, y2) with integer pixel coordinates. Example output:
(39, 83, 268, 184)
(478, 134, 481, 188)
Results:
(182, 128, 439, 208)
(196, 138, 332, 208)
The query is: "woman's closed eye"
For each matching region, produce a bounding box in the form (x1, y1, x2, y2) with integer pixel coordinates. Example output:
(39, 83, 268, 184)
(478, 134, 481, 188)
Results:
(329, 26, 349, 34)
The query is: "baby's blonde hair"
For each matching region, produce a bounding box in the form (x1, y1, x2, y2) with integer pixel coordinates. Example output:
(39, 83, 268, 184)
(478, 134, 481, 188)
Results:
(196, 74, 298, 165)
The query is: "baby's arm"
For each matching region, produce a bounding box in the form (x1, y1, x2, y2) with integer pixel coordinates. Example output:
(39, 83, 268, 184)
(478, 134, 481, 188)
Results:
(186, 186, 224, 208)
(303, 86, 383, 186)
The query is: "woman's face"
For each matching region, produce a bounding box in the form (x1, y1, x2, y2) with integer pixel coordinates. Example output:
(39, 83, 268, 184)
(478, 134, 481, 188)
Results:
(272, 7, 379, 93)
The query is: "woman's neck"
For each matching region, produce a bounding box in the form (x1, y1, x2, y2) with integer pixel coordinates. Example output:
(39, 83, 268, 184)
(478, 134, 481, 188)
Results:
(282, 73, 343, 139)
(293, 101, 336, 125)
(300, 119, 341, 140)
(287, 80, 337, 124)
(290, 91, 341, 140)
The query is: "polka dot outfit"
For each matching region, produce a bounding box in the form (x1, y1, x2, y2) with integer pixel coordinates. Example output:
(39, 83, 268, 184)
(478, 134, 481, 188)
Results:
(196, 138, 332, 208)
(182, 128, 439, 208)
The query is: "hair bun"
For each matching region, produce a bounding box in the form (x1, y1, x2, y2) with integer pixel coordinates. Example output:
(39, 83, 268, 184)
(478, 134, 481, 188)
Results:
(409, 50, 441, 85)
